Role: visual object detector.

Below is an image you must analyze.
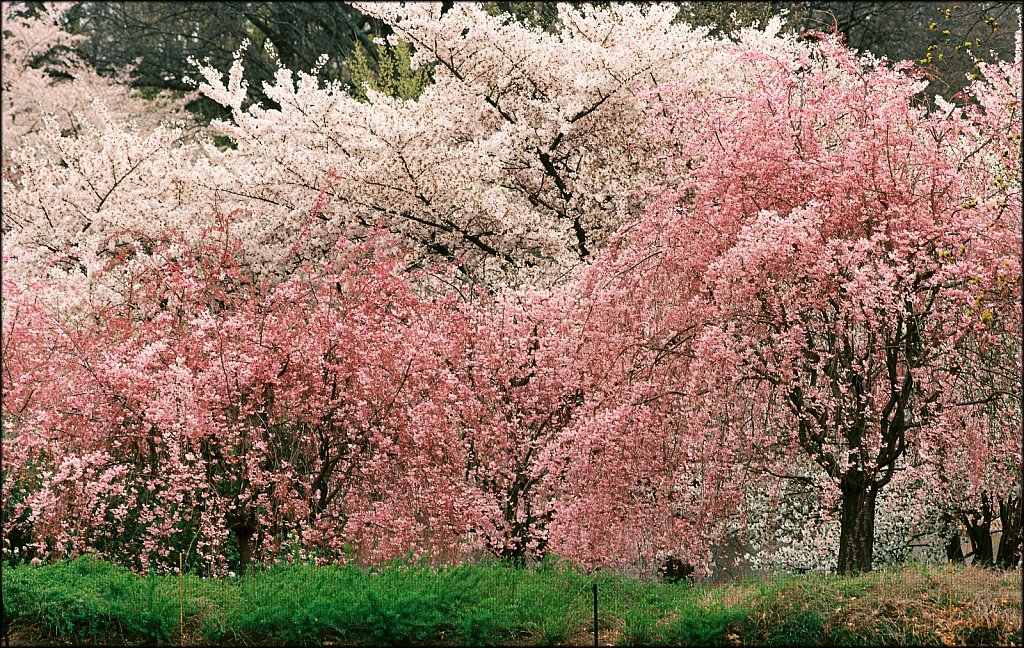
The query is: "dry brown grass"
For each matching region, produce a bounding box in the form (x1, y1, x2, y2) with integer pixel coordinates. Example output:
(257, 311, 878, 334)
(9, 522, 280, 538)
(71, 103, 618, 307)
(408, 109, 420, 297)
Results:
(740, 562, 1022, 646)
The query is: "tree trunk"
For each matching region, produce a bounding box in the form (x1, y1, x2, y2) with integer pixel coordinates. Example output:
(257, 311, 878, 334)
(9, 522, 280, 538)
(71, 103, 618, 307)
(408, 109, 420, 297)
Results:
(658, 556, 695, 584)
(942, 513, 965, 562)
(996, 496, 1021, 570)
(235, 528, 254, 576)
(946, 534, 965, 562)
(227, 511, 257, 576)
(837, 478, 877, 575)
(961, 509, 994, 567)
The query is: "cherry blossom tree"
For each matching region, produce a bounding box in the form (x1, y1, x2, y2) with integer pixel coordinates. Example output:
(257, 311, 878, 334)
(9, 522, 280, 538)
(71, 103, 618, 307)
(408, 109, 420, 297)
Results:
(2, 2, 796, 574)
(1, 107, 206, 289)
(470, 226, 756, 574)
(2, 1, 201, 293)
(450, 259, 751, 574)
(2, 217, 477, 574)
(453, 288, 586, 562)
(914, 328, 1022, 568)
(4, 2, 804, 292)
(3, 1, 1020, 579)
(609, 30, 1021, 573)
(908, 27, 1023, 570)
(182, 2, 804, 286)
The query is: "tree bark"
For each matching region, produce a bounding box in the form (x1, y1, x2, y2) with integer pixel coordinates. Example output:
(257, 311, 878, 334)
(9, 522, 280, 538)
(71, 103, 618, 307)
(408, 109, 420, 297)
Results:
(962, 504, 994, 567)
(946, 534, 966, 562)
(837, 477, 877, 574)
(942, 512, 965, 562)
(227, 512, 257, 576)
(958, 507, 991, 565)
(996, 496, 1021, 569)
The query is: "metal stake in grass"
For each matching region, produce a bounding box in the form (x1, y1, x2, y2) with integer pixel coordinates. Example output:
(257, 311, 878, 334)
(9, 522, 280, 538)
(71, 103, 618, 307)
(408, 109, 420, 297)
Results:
(593, 582, 598, 648)
(948, 559, 953, 620)
(180, 551, 185, 647)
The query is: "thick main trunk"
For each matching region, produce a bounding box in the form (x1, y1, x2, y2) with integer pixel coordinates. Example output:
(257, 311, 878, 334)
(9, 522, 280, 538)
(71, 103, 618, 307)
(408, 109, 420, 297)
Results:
(946, 534, 965, 562)
(837, 479, 877, 575)
(236, 530, 254, 576)
(996, 497, 1021, 569)
(962, 511, 994, 567)
(942, 513, 965, 562)
(227, 512, 257, 576)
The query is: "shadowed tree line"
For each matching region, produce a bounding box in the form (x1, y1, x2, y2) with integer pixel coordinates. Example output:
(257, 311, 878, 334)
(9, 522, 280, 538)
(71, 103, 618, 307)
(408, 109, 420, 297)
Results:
(7, 1, 1017, 124)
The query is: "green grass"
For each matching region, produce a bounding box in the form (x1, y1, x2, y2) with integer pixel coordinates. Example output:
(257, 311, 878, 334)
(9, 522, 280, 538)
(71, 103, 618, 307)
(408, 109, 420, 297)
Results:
(2, 556, 1020, 646)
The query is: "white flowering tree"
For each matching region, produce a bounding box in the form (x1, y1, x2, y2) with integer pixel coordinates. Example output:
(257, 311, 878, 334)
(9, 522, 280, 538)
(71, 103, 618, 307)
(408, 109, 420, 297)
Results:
(181, 2, 802, 286)
(5, 2, 804, 291)
(1, 2, 192, 167)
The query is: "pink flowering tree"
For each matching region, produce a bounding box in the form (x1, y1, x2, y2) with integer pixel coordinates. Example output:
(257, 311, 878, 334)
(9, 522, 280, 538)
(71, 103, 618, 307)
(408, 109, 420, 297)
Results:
(454, 288, 588, 563)
(914, 305, 1022, 568)
(448, 267, 750, 574)
(3, 2, 1020, 579)
(613, 31, 1021, 574)
(2, 216, 475, 574)
(528, 245, 752, 575)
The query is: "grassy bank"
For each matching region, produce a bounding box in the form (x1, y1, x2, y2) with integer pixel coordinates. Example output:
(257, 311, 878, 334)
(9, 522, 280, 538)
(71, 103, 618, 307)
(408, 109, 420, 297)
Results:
(2, 556, 1020, 646)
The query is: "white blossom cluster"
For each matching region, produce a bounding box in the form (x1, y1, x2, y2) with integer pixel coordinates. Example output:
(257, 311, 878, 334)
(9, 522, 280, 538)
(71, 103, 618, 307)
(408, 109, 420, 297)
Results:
(1, 2, 193, 169)
(182, 2, 803, 286)
(3, 3, 809, 292)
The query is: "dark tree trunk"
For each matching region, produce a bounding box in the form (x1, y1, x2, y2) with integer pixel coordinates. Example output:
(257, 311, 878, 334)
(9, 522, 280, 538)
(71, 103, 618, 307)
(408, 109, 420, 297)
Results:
(958, 507, 991, 565)
(943, 513, 965, 562)
(837, 477, 877, 575)
(946, 534, 965, 562)
(658, 557, 695, 584)
(996, 496, 1021, 569)
(235, 528, 255, 576)
(227, 512, 257, 576)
